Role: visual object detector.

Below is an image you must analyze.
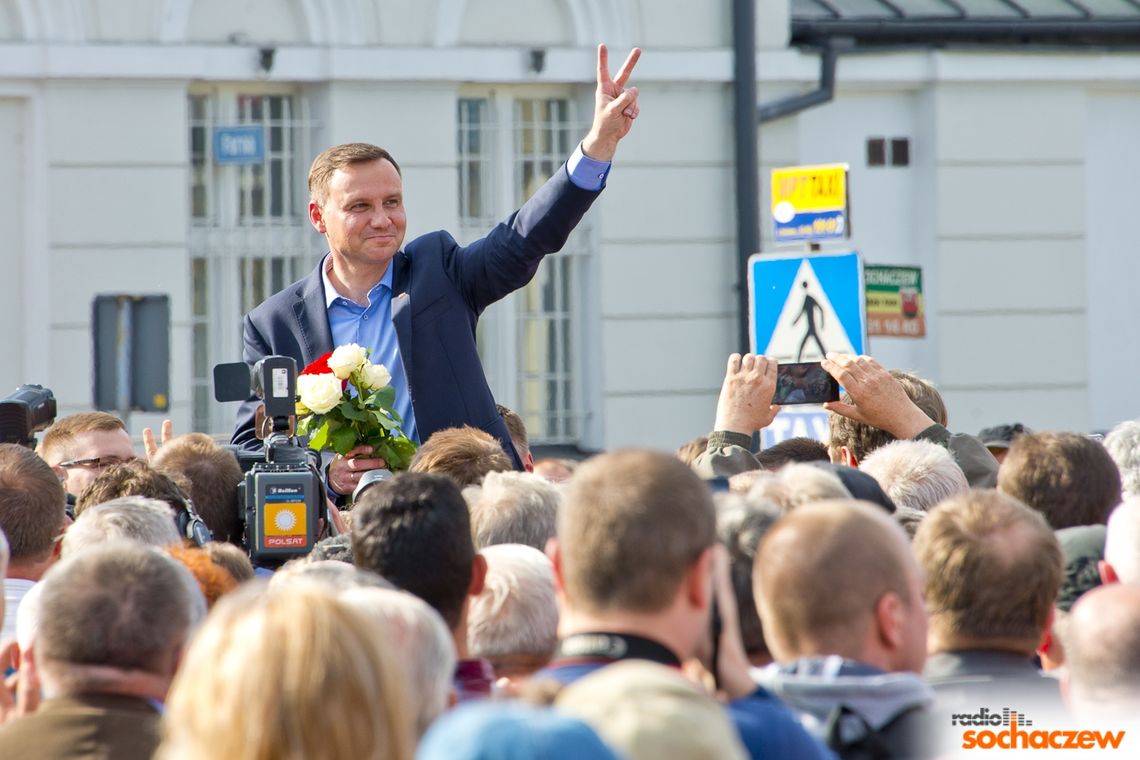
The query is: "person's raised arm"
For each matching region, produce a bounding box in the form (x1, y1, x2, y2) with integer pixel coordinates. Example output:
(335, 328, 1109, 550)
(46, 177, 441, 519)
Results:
(692, 354, 780, 479)
(713, 353, 780, 436)
(581, 44, 641, 162)
(821, 353, 935, 440)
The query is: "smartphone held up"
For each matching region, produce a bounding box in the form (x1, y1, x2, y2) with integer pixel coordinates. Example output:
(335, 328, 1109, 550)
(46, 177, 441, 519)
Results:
(773, 361, 839, 405)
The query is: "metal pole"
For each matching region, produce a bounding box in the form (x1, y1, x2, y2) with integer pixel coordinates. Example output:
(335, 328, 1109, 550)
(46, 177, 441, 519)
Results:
(733, 0, 760, 354)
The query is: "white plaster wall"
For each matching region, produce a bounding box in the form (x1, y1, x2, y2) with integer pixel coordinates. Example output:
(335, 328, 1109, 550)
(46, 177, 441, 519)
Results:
(187, 0, 307, 44)
(458, 0, 573, 46)
(931, 82, 1088, 435)
(636, 0, 728, 48)
(4, 0, 1139, 452)
(43, 82, 190, 436)
(374, 0, 432, 46)
(0, 97, 25, 392)
(1086, 91, 1140, 432)
(312, 81, 460, 239)
(0, 2, 19, 40)
(596, 81, 736, 449)
(793, 88, 935, 377)
(756, 0, 790, 50)
(82, 0, 164, 42)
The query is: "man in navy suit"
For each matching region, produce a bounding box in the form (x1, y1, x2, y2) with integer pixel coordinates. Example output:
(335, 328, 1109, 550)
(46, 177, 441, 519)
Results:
(233, 45, 641, 497)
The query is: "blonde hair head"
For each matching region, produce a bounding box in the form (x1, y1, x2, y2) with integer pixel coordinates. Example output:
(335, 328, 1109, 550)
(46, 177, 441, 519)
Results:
(159, 583, 415, 760)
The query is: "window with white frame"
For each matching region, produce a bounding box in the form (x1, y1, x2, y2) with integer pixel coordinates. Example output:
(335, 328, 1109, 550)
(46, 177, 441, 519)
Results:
(457, 92, 592, 445)
(188, 89, 320, 435)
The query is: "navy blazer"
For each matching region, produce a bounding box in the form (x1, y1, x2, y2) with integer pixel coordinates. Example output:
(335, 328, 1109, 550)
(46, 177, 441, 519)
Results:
(231, 164, 600, 467)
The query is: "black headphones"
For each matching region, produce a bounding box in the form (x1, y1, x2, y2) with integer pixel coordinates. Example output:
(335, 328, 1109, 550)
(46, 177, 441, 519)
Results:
(177, 504, 213, 547)
(170, 485, 213, 547)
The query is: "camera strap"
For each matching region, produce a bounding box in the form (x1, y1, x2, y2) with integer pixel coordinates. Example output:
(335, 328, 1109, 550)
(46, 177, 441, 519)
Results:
(550, 632, 681, 669)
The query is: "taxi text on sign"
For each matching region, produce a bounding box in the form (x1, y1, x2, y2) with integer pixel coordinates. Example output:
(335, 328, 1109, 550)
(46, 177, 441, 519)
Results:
(770, 163, 850, 244)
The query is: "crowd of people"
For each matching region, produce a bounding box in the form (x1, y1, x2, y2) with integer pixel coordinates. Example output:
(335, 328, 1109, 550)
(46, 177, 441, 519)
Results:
(0, 349, 1138, 759)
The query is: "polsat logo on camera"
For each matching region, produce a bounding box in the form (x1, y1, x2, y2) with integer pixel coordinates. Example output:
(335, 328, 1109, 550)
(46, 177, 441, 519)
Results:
(954, 707, 1125, 751)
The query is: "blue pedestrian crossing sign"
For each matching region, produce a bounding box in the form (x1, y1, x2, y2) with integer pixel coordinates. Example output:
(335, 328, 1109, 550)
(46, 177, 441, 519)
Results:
(748, 251, 866, 361)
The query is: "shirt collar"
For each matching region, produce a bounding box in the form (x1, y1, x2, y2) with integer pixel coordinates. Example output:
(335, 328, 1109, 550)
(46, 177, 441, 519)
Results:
(321, 254, 393, 309)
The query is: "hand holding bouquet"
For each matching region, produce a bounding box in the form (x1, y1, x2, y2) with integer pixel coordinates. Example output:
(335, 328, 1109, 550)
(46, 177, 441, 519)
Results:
(294, 343, 417, 471)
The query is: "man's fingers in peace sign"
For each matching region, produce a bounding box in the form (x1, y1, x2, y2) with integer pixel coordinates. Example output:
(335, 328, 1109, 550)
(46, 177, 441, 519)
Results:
(598, 44, 642, 92)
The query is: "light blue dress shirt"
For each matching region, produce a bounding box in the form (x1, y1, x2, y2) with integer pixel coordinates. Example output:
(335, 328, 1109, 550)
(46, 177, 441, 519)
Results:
(320, 144, 610, 446)
(323, 262, 418, 442)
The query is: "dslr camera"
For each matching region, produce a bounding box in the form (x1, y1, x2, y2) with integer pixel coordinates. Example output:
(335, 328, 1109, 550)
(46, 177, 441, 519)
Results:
(0, 384, 57, 447)
(215, 357, 326, 565)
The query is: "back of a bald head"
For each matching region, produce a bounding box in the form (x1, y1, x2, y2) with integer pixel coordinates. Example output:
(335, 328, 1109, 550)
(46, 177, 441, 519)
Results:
(753, 499, 913, 661)
(559, 449, 716, 615)
(1105, 497, 1140, 585)
(1066, 584, 1140, 710)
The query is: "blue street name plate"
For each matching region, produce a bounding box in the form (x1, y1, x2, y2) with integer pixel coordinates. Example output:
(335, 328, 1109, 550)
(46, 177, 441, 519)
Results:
(213, 126, 265, 165)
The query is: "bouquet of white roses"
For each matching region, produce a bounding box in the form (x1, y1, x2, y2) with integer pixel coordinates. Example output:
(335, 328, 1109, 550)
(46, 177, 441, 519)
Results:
(294, 343, 417, 471)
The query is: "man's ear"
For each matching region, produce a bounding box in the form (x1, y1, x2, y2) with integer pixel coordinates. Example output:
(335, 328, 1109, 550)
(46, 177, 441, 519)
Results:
(546, 537, 566, 593)
(686, 547, 715, 611)
(308, 200, 326, 234)
(841, 446, 859, 468)
(1036, 606, 1057, 656)
(1037, 627, 1056, 663)
(1099, 559, 1119, 585)
(523, 452, 535, 473)
(874, 591, 905, 650)
(468, 552, 487, 598)
(51, 518, 69, 560)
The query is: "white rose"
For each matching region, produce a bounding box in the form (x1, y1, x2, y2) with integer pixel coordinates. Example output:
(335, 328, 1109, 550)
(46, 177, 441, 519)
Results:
(296, 373, 342, 414)
(360, 361, 392, 390)
(328, 343, 368, 380)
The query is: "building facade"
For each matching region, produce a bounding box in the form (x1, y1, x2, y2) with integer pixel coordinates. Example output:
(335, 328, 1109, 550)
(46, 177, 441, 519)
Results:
(0, 0, 1136, 452)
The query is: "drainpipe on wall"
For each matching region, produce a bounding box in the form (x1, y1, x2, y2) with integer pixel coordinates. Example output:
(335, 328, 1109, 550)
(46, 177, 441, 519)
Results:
(758, 44, 838, 124)
(733, 0, 760, 354)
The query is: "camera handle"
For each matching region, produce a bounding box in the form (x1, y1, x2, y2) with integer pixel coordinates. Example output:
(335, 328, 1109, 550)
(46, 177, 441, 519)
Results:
(253, 404, 295, 440)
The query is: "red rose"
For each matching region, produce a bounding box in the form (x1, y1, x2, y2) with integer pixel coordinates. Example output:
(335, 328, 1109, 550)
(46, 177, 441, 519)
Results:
(300, 352, 347, 389)
(301, 352, 333, 376)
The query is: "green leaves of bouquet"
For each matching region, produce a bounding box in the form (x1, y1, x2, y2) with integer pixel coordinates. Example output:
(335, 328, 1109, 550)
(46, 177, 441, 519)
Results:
(293, 343, 417, 471)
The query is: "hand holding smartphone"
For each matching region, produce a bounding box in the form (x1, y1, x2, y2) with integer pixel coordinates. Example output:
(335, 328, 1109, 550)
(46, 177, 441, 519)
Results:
(773, 361, 840, 405)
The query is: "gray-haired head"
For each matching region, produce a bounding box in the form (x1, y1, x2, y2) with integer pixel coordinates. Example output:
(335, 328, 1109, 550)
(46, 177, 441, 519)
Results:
(339, 587, 456, 737)
(467, 543, 558, 678)
(269, 559, 394, 592)
(747, 462, 850, 512)
(463, 471, 561, 551)
(860, 439, 968, 512)
(309, 534, 353, 564)
(62, 496, 181, 556)
(1105, 420, 1140, 500)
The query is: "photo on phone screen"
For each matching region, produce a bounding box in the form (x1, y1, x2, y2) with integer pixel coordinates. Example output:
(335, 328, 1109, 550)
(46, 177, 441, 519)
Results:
(773, 361, 840, 405)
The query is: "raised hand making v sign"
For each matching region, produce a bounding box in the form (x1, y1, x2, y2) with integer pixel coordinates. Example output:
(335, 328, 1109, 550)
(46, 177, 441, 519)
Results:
(582, 44, 642, 161)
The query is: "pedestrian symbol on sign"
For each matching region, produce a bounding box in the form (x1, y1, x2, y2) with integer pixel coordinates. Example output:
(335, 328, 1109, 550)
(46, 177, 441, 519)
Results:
(749, 251, 866, 362)
(793, 281, 827, 361)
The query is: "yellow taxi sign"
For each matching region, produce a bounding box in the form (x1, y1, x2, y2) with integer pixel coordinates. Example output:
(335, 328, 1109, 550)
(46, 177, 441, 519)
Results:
(771, 163, 850, 243)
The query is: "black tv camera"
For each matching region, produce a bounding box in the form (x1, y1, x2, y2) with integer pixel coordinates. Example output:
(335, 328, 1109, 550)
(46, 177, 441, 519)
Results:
(0, 385, 57, 448)
(214, 357, 326, 565)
